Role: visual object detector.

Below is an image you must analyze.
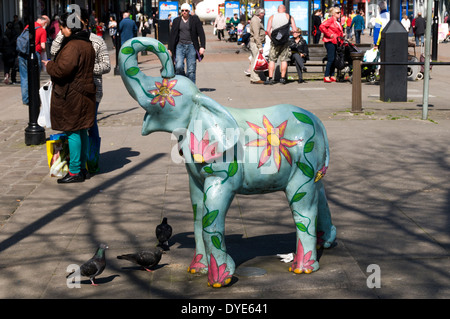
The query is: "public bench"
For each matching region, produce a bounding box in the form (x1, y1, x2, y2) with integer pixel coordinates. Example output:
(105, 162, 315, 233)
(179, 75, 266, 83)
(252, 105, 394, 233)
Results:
(279, 43, 373, 81)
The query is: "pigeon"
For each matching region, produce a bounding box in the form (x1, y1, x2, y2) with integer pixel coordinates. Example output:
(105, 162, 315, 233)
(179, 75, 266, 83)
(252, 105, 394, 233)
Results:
(117, 247, 164, 272)
(277, 252, 294, 263)
(67, 243, 109, 286)
(155, 217, 172, 250)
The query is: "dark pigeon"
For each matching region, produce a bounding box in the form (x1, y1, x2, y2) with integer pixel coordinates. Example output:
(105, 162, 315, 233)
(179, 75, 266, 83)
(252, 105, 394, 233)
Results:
(155, 217, 172, 250)
(117, 247, 164, 272)
(67, 243, 108, 286)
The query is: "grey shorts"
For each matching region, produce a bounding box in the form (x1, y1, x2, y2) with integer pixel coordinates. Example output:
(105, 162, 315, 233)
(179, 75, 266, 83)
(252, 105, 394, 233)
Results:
(268, 43, 290, 62)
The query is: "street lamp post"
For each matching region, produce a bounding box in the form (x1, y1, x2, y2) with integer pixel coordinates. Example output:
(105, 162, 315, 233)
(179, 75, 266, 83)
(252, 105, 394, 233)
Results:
(431, 0, 439, 61)
(114, 0, 121, 75)
(25, 0, 46, 145)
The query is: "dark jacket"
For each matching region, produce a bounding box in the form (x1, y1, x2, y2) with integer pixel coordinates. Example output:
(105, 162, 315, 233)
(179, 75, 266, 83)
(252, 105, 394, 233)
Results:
(414, 16, 425, 35)
(1, 27, 18, 60)
(312, 15, 322, 35)
(47, 32, 96, 132)
(289, 36, 309, 60)
(119, 17, 138, 45)
(168, 15, 206, 61)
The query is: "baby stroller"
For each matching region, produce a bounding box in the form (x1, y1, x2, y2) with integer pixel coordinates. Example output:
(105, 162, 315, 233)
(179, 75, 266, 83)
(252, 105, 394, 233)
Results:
(362, 47, 380, 83)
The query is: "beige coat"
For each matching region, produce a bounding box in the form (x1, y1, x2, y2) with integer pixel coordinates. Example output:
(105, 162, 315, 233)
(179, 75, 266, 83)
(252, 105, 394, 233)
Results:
(250, 15, 265, 50)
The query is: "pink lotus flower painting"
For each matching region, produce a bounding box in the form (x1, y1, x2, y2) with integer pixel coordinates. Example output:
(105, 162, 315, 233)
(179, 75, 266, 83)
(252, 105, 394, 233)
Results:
(190, 131, 223, 163)
(207, 254, 231, 287)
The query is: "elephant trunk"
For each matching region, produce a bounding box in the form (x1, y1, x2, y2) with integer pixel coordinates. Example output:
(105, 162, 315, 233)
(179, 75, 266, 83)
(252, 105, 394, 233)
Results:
(118, 37, 175, 102)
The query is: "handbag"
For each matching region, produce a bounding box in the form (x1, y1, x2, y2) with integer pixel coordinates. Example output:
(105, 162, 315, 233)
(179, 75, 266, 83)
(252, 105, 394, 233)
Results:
(270, 15, 291, 46)
(253, 52, 269, 72)
(38, 81, 52, 129)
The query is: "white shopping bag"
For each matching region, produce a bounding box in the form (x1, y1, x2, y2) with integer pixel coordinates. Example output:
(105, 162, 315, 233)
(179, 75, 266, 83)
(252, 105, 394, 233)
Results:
(38, 81, 52, 129)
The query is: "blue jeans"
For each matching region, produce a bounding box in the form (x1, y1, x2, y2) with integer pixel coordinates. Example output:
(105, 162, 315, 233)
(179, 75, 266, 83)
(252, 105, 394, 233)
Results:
(175, 43, 197, 83)
(87, 102, 101, 173)
(19, 52, 41, 105)
(355, 30, 362, 44)
(415, 34, 424, 46)
(324, 42, 337, 77)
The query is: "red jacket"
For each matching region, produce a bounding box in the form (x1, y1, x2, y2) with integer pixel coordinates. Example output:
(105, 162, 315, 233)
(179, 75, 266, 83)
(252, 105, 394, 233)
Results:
(319, 17, 344, 44)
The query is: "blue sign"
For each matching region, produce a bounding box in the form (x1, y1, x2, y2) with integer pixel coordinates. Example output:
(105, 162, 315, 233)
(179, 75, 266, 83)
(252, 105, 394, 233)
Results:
(159, 1, 179, 20)
(312, 0, 321, 10)
(289, 0, 309, 42)
(225, 1, 240, 20)
(263, 0, 283, 27)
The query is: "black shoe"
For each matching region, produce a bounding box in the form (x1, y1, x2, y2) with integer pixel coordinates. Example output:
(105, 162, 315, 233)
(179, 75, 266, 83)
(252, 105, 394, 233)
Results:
(302, 67, 307, 72)
(264, 78, 274, 85)
(81, 169, 92, 180)
(57, 172, 85, 184)
(279, 77, 287, 84)
(298, 79, 305, 83)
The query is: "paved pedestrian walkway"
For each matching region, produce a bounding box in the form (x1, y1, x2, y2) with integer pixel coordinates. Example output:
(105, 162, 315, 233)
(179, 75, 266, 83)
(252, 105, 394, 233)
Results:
(0, 25, 449, 303)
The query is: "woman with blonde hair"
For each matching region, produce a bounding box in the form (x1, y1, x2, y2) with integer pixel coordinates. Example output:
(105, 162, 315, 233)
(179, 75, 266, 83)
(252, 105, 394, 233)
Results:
(319, 7, 344, 83)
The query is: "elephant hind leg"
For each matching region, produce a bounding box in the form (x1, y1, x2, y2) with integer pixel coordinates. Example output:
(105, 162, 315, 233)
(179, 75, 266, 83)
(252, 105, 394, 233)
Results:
(316, 180, 337, 249)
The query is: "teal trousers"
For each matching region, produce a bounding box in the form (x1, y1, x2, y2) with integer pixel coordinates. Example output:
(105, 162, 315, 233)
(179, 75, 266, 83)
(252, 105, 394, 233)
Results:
(65, 129, 88, 174)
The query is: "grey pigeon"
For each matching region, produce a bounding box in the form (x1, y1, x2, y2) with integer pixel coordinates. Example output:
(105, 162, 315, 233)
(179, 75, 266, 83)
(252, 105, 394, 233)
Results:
(156, 217, 172, 250)
(117, 247, 164, 272)
(67, 243, 109, 286)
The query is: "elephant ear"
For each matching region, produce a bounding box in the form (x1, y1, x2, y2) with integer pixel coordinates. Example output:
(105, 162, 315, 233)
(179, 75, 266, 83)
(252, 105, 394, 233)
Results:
(184, 94, 239, 163)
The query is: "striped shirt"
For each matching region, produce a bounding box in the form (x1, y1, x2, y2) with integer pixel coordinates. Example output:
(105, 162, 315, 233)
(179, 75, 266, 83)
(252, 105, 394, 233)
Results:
(51, 32, 111, 102)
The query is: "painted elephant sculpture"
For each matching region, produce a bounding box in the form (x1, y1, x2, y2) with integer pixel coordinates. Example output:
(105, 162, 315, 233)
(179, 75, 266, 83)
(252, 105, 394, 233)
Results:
(119, 37, 336, 287)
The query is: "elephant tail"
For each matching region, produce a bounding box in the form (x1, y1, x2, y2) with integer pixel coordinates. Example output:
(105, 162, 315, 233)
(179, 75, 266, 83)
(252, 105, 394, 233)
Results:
(314, 120, 330, 183)
(118, 37, 175, 101)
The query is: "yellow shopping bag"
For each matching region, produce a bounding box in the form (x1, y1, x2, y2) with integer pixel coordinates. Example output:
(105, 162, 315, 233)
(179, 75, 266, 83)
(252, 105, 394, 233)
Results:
(46, 134, 69, 177)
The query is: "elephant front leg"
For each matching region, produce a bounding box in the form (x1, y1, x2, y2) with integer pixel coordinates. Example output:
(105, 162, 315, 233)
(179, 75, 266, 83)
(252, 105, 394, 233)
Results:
(187, 177, 208, 274)
(286, 182, 320, 274)
(202, 178, 236, 288)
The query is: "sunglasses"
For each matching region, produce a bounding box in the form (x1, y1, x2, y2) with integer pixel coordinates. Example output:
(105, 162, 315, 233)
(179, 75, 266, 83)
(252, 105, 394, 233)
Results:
(181, 9, 189, 12)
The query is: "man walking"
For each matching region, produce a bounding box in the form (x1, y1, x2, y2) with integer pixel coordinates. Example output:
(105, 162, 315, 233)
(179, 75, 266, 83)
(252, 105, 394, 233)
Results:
(18, 15, 49, 105)
(413, 12, 425, 46)
(119, 12, 137, 46)
(249, 8, 266, 84)
(265, 5, 296, 84)
(168, 3, 206, 84)
(351, 10, 365, 44)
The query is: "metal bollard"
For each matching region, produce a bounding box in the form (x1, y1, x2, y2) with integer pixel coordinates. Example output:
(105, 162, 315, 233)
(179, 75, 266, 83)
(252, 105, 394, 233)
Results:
(350, 51, 365, 113)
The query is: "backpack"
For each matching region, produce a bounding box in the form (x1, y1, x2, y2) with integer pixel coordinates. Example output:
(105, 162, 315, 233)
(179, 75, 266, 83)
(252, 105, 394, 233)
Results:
(16, 26, 41, 55)
(271, 15, 291, 46)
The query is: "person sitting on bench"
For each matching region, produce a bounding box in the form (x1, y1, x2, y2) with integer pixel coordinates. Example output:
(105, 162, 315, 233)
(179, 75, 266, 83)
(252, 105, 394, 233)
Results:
(289, 28, 309, 83)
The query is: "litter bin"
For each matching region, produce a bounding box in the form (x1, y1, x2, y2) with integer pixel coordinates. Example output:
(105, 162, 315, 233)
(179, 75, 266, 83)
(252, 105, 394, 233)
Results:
(158, 19, 170, 44)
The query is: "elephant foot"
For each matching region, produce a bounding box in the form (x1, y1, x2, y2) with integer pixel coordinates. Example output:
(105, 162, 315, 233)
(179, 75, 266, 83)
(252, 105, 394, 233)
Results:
(317, 225, 337, 249)
(207, 254, 233, 288)
(187, 252, 208, 274)
(288, 255, 318, 274)
(289, 266, 314, 274)
(290, 238, 319, 274)
(207, 277, 232, 288)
